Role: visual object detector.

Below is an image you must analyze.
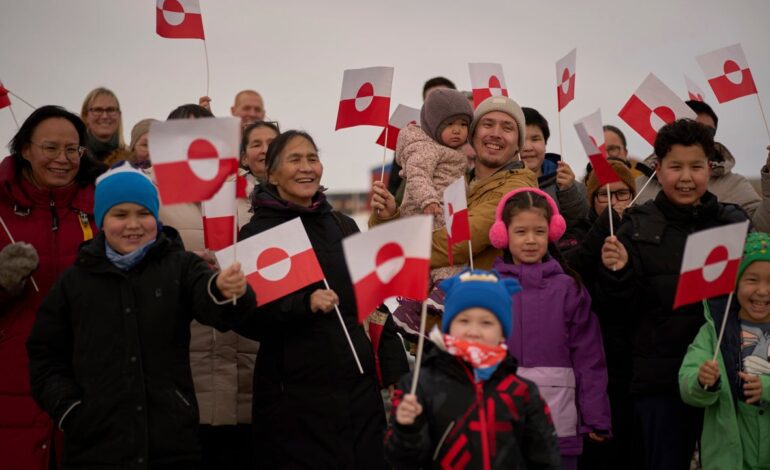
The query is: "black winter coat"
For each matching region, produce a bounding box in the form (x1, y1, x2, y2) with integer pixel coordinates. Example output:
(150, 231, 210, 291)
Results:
(26, 227, 257, 469)
(598, 191, 748, 394)
(384, 349, 562, 470)
(235, 185, 400, 469)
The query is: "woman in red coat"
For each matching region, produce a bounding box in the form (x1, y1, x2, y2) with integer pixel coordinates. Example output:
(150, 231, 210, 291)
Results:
(0, 105, 104, 469)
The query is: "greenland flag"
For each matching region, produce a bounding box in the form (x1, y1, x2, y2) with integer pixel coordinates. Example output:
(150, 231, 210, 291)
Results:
(443, 177, 470, 266)
(376, 104, 420, 150)
(0, 80, 10, 109)
(216, 218, 324, 306)
(673, 221, 750, 309)
(150, 117, 240, 205)
(469, 63, 508, 108)
(684, 75, 707, 102)
(156, 0, 205, 39)
(201, 175, 248, 251)
(343, 216, 432, 323)
(335, 66, 393, 130)
(697, 44, 758, 104)
(618, 73, 696, 146)
(556, 49, 577, 111)
(575, 109, 621, 186)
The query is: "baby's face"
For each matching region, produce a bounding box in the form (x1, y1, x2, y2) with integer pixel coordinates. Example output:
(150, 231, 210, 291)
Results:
(448, 307, 504, 346)
(738, 261, 770, 324)
(440, 118, 469, 149)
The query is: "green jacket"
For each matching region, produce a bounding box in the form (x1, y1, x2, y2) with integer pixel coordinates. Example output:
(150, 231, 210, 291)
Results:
(679, 300, 770, 470)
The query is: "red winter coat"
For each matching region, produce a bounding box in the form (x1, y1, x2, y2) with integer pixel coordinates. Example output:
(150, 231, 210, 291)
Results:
(0, 156, 96, 470)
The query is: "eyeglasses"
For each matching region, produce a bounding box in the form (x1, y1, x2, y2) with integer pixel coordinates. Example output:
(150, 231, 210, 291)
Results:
(88, 107, 120, 117)
(595, 189, 632, 203)
(30, 142, 86, 160)
(605, 144, 625, 157)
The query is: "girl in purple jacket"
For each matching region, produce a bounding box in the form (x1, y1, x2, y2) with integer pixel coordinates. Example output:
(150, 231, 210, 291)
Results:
(488, 187, 611, 469)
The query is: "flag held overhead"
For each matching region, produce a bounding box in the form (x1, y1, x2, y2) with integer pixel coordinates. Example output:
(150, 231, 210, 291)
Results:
(574, 109, 621, 186)
(672, 220, 750, 309)
(556, 49, 577, 112)
(156, 0, 205, 39)
(697, 44, 757, 104)
(469, 63, 508, 109)
(343, 215, 433, 323)
(335, 66, 394, 130)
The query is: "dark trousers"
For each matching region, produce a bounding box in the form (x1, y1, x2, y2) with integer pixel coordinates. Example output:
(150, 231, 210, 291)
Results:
(199, 424, 253, 470)
(579, 384, 642, 470)
(634, 393, 703, 470)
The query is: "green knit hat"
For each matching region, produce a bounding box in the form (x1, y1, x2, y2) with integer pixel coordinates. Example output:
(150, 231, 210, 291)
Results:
(738, 232, 770, 281)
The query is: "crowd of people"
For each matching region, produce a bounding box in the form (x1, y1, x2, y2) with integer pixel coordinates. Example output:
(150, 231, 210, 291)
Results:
(0, 76, 769, 470)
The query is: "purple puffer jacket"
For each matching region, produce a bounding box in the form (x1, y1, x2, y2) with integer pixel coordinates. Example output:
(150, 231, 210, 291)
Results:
(493, 257, 611, 456)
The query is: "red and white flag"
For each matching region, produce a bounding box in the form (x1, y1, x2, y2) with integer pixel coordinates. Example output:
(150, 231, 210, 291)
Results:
(697, 44, 758, 104)
(343, 216, 432, 322)
(0, 80, 10, 110)
(156, 0, 205, 39)
(618, 73, 696, 146)
(375, 104, 420, 150)
(469, 63, 508, 108)
(574, 109, 621, 186)
(556, 49, 577, 112)
(335, 66, 393, 130)
(442, 177, 470, 266)
(149, 117, 240, 205)
(201, 175, 248, 251)
(216, 217, 324, 306)
(673, 221, 750, 309)
(684, 75, 707, 102)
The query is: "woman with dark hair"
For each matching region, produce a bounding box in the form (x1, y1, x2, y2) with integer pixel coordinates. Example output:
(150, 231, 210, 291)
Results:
(0, 105, 104, 469)
(236, 130, 407, 469)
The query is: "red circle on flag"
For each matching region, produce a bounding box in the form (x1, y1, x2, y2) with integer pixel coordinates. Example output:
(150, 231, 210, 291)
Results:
(702, 245, 729, 282)
(354, 82, 375, 112)
(447, 202, 455, 217)
(376, 242, 404, 266)
(161, 0, 186, 25)
(488, 75, 502, 89)
(188, 139, 219, 160)
(653, 106, 676, 125)
(723, 59, 741, 75)
(256, 247, 291, 281)
(561, 68, 571, 83)
(375, 242, 405, 284)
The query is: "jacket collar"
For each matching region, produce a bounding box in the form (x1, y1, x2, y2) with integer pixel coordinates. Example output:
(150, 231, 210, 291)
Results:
(77, 225, 182, 273)
(250, 183, 332, 216)
(492, 257, 563, 286)
(653, 190, 720, 224)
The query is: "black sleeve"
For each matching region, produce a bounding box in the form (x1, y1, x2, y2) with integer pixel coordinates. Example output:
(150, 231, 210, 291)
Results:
(521, 382, 563, 470)
(26, 274, 82, 429)
(376, 308, 410, 387)
(383, 374, 432, 469)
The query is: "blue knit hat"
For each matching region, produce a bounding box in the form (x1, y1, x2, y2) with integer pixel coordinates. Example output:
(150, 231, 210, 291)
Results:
(439, 270, 522, 338)
(94, 162, 159, 228)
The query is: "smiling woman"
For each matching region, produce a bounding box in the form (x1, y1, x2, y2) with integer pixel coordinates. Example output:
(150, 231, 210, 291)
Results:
(80, 87, 128, 163)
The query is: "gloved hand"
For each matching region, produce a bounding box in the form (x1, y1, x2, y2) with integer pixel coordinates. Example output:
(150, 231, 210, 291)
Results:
(743, 355, 770, 376)
(0, 242, 39, 292)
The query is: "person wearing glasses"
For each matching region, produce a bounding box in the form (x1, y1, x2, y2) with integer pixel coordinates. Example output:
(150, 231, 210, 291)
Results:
(0, 105, 105, 470)
(80, 87, 128, 163)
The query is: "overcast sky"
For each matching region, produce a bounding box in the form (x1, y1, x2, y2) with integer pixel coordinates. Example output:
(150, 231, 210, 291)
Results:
(1, 1, 769, 192)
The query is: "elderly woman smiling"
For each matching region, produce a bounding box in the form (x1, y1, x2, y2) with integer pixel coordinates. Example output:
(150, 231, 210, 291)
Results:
(235, 130, 406, 469)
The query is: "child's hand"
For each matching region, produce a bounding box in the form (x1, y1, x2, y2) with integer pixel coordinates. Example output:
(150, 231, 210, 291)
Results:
(198, 95, 212, 111)
(310, 289, 339, 314)
(395, 393, 423, 426)
(216, 262, 247, 298)
(698, 360, 720, 388)
(371, 181, 397, 218)
(739, 371, 763, 404)
(601, 236, 628, 271)
(422, 203, 442, 217)
(556, 161, 576, 190)
(588, 432, 606, 443)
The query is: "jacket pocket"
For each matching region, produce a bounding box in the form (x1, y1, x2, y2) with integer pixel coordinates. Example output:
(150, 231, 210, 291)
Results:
(517, 366, 578, 438)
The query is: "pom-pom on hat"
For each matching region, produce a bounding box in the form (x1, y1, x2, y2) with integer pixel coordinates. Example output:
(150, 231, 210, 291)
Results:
(440, 269, 522, 338)
(738, 232, 770, 281)
(94, 162, 159, 228)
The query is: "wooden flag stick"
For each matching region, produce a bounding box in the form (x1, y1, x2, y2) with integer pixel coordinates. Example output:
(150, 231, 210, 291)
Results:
(231, 207, 238, 306)
(607, 185, 614, 238)
(380, 126, 390, 183)
(202, 40, 211, 98)
(711, 292, 734, 363)
(323, 278, 364, 374)
(410, 299, 429, 395)
(468, 239, 474, 271)
(7, 90, 36, 109)
(756, 94, 770, 143)
(557, 111, 564, 159)
(8, 105, 19, 129)
(0, 214, 39, 292)
(628, 170, 657, 207)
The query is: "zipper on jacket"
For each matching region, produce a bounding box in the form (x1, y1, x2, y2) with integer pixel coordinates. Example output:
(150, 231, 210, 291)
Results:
(474, 382, 491, 470)
(49, 199, 59, 231)
(175, 389, 191, 407)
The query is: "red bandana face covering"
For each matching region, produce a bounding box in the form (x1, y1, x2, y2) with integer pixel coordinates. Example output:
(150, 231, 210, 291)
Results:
(440, 333, 508, 382)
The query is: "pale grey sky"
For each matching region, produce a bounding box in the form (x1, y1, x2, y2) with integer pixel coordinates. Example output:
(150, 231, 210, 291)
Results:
(1, 0, 769, 192)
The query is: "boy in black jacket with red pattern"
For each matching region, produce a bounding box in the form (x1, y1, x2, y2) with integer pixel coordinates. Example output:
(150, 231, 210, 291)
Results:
(384, 270, 560, 469)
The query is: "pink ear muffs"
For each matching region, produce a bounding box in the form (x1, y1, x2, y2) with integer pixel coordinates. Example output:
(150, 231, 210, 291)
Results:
(488, 188, 567, 248)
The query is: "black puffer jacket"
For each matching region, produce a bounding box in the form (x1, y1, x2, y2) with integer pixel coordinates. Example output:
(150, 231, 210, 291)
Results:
(385, 348, 562, 470)
(598, 191, 748, 394)
(236, 185, 403, 469)
(26, 226, 256, 469)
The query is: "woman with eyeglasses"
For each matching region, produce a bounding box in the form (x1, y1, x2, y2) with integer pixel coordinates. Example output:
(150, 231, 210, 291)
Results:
(0, 105, 105, 470)
(80, 87, 129, 164)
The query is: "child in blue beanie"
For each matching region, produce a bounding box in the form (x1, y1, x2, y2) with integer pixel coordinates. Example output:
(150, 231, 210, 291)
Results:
(384, 269, 561, 469)
(27, 162, 257, 468)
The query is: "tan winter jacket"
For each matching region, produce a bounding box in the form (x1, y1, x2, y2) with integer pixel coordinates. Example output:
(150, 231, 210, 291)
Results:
(158, 174, 258, 425)
(633, 142, 770, 231)
(396, 124, 467, 229)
